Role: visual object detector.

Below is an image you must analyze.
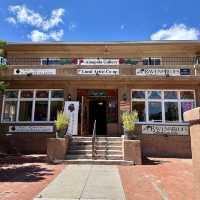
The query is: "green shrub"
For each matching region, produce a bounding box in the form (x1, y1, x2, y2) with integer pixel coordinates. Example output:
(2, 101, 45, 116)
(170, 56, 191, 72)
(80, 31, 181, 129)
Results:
(0, 81, 8, 93)
(55, 111, 69, 130)
(0, 40, 7, 47)
(122, 111, 138, 132)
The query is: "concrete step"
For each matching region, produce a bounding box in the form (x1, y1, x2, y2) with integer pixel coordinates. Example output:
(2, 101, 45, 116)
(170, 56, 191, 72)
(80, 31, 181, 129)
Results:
(95, 150, 122, 155)
(70, 145, 92, 150)
(72, 137, 92, 142)
(66, 154, 92, 160)
(68, 149, 92, 154)
(63, 159, 133, 165)
(72, 141, 92, 146)
(96, 137, 122, 141)
(95, 141, 122, 146)
(96, 145, 122, 151)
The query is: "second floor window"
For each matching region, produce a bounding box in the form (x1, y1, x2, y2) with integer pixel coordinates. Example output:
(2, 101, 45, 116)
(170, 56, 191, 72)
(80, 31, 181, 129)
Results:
(143, 57, 161, 65)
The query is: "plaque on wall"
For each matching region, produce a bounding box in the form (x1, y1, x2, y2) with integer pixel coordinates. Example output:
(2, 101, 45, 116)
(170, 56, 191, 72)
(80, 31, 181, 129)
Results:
(14, 69, 56, 75)
(77, 68, 119, 75)
(142, 125, 189, 135)
(9, 126, 54, 133)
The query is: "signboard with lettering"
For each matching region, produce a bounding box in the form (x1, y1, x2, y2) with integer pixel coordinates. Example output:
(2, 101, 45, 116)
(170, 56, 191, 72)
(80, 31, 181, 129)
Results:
(14, 69, 56, 75)
(142, 125, 189, 135)
(77, 59, 119, 65)
(9, 126, 53, 133)
(77, 68, 119, 75)
(136, 68, 191, 76)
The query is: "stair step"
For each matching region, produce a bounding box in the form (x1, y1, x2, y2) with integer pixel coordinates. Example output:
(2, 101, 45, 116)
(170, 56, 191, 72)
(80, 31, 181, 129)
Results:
(96, 146, 122, 150)
(66, 154, 92, 160)
(68, 150, 92, 154)
(63, 159, 133, 165)
(95, 141, 122, 146)
(95, 150, 122, 155)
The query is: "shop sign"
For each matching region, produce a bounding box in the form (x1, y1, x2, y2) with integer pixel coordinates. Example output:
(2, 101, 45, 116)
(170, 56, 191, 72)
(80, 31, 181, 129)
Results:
(9, 126, 53, 133)
(120, 101, 131, 112)
(136, 68, 191, 76)
(142, 125, 189, 135)
(77, 58, 119, 65)
(64, 101, 79, 135)
(14, 69, 56, 75)
(77, 68, 119, 75)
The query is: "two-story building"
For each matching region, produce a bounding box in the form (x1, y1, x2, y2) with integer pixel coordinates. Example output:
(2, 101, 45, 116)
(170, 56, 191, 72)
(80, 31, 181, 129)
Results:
(1, 41, 200, 157)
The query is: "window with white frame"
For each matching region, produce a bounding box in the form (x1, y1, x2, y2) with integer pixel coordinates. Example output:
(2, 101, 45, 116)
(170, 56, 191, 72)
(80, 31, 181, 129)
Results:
(41, 58, 61, 65)
(1, 89, 64, 122)
(131, 90, 195, 123)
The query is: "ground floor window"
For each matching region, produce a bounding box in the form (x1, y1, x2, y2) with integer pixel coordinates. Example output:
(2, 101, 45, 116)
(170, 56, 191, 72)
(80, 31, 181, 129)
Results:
(1, 89, 64, 122)
(131, 90, 195, 123)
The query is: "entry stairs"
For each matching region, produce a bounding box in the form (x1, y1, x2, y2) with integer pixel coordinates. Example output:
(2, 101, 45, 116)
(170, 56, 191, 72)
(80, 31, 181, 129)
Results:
(65, 137, 133, 165)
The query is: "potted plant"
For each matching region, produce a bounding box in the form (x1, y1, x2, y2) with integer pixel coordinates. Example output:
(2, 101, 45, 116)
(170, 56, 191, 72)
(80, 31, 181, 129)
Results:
(122, 111, 138, 140)
(0, 40, 7, 56)
(55, 111, 69, 138)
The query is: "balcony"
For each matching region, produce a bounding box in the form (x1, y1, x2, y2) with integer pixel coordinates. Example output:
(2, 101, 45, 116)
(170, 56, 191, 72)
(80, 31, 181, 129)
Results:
(3, 56, 198, 66)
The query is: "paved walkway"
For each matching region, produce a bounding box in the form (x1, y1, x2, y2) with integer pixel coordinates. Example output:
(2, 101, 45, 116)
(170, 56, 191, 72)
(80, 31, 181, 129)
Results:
(34, 165, 126, 200)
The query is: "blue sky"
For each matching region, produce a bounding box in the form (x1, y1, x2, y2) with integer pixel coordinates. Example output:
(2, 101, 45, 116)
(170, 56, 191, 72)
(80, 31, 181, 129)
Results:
(0, 0, 200, 42)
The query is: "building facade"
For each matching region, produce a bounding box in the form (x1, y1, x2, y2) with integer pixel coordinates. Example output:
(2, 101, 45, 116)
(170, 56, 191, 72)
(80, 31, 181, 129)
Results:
(1, 41, 200, 157)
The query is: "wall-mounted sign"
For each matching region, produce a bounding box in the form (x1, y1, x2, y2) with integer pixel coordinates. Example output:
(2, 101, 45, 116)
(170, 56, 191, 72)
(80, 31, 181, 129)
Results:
(14, 69, 56, 75)
(77, 59, 119, 65)
(142, 125, 189, 135)
(77, 68, 119, 75)
(136, 68, 191, 76)
(64, 101, 79, 135)
(9, 126, 53, 133)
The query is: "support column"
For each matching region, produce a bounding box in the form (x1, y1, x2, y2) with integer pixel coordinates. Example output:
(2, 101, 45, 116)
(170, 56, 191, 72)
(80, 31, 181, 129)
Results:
(184, 107, 200, 200)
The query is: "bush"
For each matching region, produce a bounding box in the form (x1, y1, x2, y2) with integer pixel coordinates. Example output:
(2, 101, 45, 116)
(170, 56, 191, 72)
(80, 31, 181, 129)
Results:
(122, 111, 138, 132)
(55, 111, 69, 130)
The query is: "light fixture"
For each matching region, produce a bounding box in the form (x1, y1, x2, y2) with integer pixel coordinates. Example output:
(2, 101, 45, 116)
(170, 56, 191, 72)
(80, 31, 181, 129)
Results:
(123, 93, 127, 101)
(68, 94, 72, 101)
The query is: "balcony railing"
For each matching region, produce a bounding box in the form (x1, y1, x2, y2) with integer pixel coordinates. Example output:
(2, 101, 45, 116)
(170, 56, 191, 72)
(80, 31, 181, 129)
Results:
(3, 56, 199, 66)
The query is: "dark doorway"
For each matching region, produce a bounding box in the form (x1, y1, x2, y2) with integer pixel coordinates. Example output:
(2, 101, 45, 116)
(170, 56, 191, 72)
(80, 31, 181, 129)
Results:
(89, 100, 107, 135)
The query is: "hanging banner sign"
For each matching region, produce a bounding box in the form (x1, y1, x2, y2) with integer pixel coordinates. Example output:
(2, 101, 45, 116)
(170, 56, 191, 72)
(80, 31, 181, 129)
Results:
(136, 68, 191, 76)
(14, 69, 56, 75)
(142, 125, 189, 135)
(120, 101, 131, 112)
(77, 68, 119, 75)
(64, 101, 79, 135)
(77, 59, 120, 65)
(9, 126, 53, 133)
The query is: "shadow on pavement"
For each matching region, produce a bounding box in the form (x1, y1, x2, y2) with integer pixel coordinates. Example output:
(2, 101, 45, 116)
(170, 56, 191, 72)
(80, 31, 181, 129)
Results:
(143, 156, 170, 165)
(0, 164, 53, 182)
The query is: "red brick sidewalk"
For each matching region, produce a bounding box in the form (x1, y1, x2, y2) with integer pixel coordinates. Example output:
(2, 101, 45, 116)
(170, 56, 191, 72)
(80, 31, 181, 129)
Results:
(0, 155, 64, 200)
(119, 157, 193, 200)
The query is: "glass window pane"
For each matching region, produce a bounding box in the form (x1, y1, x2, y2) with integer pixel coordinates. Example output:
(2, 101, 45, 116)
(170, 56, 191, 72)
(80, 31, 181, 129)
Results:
(19, 101, 32, 121)
(132, 101, 145, 122)
(3, 101, 17, 122)
(181, 102, 195, 121)
(21, 90, 33, 98)
(36, 91, 49, 98)
(149, 102, 162, 122)
(154, 58, 161, 65)
(148, 91, 161, 99)
(143, 59, 149, 65)
(51, 90, 64, 98)
(5, 91, 18, 98)
(165, 102, 179, 122)
(34, 101, 48, 121)
(164, 91, 177, 99)
(180, 91, 194, 99)
(50, 101, 64, 121)
(132, 91, 145, 99)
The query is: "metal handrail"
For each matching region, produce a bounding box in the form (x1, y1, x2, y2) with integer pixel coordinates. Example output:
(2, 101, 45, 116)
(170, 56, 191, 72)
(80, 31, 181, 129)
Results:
(92, 120, 96, 160)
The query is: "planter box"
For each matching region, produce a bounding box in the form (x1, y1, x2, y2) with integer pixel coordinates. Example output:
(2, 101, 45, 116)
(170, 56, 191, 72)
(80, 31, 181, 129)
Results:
(122, 139, 142, 165)
(47, 136, 70, 163)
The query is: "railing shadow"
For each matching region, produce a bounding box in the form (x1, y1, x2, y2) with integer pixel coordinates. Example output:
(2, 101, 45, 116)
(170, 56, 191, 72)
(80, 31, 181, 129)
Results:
(143, 156, 170, 165)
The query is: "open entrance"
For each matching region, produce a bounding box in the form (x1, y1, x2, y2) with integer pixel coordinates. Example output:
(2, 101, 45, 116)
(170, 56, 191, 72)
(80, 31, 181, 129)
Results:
(89, 100, 107, 135)
(77, 89, 118, 136)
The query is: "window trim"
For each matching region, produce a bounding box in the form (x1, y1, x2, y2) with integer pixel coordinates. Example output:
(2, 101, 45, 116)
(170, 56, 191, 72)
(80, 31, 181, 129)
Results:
(131, 89, 196, 125)
(1, 89, 64, 123)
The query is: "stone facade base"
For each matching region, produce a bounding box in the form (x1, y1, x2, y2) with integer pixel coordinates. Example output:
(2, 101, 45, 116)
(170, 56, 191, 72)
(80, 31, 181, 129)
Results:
(47, 136, 70, 163)
(123, 139, 142, 165)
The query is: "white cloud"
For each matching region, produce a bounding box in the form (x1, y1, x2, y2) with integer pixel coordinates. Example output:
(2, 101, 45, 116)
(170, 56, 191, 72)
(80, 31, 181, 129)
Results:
(7, 5, 65, 31)
(150, 24, 200, 40)
(6, 17, 16, 24)
(28, 29, 64, 42)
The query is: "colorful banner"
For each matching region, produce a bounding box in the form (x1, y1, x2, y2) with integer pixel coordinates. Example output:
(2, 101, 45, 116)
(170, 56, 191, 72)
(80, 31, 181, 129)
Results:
(64, 101, 79, 135)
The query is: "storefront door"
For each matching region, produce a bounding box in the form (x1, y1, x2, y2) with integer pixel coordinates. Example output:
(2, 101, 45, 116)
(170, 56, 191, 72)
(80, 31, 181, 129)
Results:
(89, 100, 107, 135)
